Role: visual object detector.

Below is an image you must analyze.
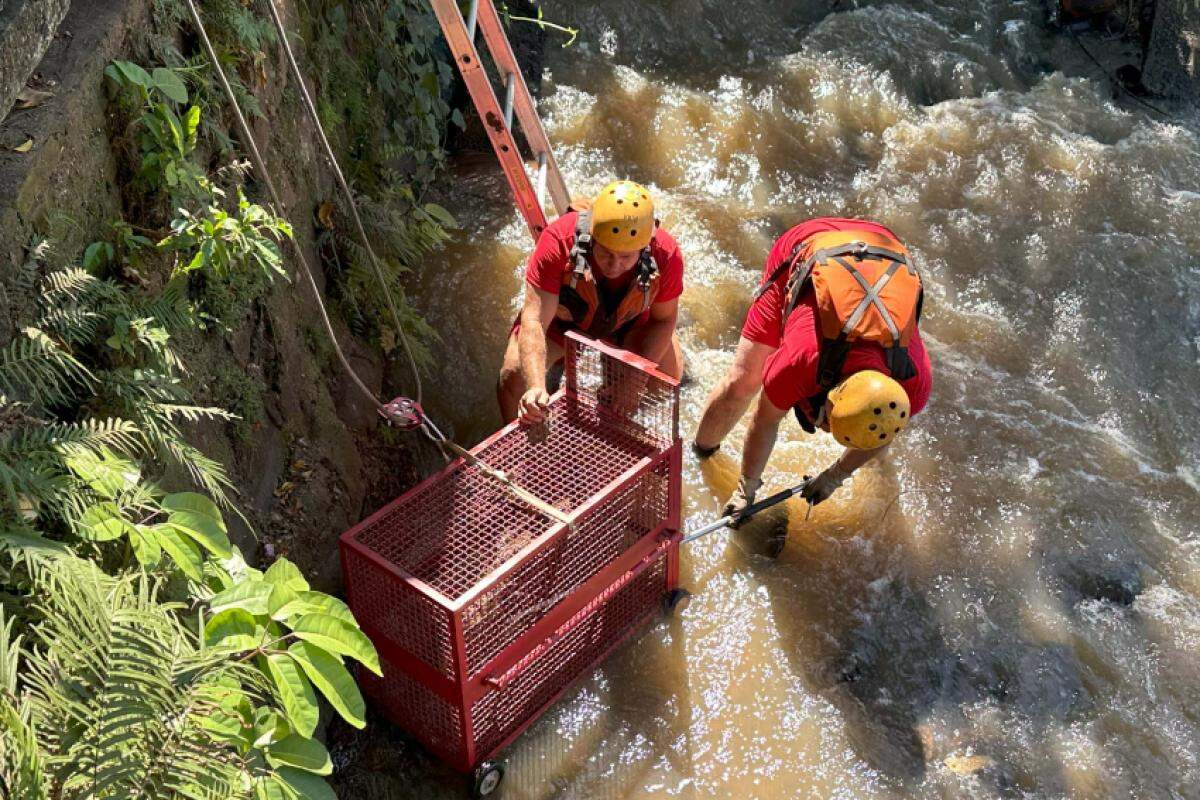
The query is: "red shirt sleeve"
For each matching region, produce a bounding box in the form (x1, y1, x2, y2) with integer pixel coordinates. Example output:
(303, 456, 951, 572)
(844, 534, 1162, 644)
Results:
(650, 228, 684, 304)
(524, 214, 575, 295)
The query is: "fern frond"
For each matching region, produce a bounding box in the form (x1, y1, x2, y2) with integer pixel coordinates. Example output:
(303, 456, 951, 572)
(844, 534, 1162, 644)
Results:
(40, 268, 103, 304)
(19, 557, 252, 798)
(0, 328, 94, 406)
(34, 306, 106, 345)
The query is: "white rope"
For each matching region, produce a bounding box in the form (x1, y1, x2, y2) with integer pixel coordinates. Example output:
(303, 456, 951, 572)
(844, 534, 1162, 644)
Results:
(264, 0, 425, 404)
(182, 0, 383, 412)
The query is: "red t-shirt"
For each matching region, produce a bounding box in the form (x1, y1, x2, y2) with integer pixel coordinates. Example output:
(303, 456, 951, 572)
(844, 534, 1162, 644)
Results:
(525, 211, 685, 318)
(741, 217, 901, 348)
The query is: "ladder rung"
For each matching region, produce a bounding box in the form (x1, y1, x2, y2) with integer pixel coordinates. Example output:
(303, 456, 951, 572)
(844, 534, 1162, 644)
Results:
(465, 0, 479, 41)
(503, 72, 516, 130)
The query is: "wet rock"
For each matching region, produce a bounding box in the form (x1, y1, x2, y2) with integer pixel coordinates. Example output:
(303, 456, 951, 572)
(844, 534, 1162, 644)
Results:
(0, 0, 70, 125)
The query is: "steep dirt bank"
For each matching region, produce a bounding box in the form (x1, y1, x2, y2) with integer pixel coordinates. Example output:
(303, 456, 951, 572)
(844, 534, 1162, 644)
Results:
(0, 0, 458, 591)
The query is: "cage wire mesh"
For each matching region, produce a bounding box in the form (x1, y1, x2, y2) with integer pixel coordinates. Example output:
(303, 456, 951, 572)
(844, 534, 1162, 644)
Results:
(340, 333, 681, 770)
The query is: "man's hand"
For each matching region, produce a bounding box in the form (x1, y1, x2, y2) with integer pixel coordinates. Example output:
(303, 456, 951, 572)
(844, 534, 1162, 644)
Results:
(801, 463, 850, 506)
(722, 476, 762, 528)
(518, 387, 551, 425)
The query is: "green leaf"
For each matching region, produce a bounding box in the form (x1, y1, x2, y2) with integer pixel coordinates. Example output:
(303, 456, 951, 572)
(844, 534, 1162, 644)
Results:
(254, 776, 296, 800)
(252, 707, 292, 749)
(275, 592, 355, 623)
(152, 67, 188, 103)
(268, 582, 299, 621)
(423, 202, 457, 228)
(0, 528, 70, 556)
(129, 524, 161, 567)
(83, 241, 109, 271)
(197, 684, 253, 744)
(163, 492, 231, 557)
(288, 641, 365, 728)
(113, 60, 153, 88)
(209, 580, 274, 616)
(183, 105, 201, 148)
(77, 503, 135, 542)
(264, 559, 309, 592)
(275, 767, 337, 800)
(263, 653, 319, 738)
(64, 449, 140, 499)
(153, 523, 204, 580)
(450, 108, 466, 130)
(204, 608, 262, 652)
(290, 614, 380, 676)
(266, 734, 332, 775)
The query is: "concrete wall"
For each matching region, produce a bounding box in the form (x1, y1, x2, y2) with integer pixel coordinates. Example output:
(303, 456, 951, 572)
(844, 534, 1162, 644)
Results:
(0, 0, 70, 124)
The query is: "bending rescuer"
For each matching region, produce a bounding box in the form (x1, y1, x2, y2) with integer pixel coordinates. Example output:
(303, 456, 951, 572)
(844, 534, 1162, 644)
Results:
(498, 180, 685, 424)
(693, 218, 933, 537)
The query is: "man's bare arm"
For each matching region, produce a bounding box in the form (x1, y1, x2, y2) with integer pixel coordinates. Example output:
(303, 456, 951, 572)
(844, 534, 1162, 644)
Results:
(741, 393, 790, 482)
(516, 284, 561, 423)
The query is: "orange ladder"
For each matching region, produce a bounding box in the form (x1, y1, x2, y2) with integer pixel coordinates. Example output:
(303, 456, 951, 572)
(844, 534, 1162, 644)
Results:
(427, 0, 571, 238)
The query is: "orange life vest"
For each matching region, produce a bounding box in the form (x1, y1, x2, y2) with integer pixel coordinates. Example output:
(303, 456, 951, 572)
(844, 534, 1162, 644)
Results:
(556, 209, 662, 340)
(756, 227, 924, 393)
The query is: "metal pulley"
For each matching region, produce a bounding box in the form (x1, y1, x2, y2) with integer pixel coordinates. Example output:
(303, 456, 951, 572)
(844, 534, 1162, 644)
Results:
(380, 396, 426, 431)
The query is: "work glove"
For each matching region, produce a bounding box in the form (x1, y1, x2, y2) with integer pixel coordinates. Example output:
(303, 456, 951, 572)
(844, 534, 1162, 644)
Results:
(722, 476, 762, 528)
(801, 463, 850, 506)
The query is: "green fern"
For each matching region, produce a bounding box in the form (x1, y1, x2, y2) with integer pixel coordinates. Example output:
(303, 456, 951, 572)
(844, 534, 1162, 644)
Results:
(8, 556, 259, 799)
(0, 329, 94, 408)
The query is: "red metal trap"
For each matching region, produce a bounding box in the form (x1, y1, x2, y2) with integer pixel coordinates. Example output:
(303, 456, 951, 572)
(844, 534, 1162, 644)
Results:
(339, 332, 682, 785)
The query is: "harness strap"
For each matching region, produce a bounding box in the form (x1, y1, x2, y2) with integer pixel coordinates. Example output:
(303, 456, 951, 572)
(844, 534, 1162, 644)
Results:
(832, 256, 905, 343)
(754, 241, 912, 301)
(567, 209, 593, 290)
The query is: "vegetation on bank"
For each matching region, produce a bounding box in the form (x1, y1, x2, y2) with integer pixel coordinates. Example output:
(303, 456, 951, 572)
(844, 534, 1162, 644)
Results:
(0, 0, 463, 796)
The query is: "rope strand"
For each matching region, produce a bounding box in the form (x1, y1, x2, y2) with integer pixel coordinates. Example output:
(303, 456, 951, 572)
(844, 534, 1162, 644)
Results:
(264, 0, 425, 404)
(182, 0, 384, 412)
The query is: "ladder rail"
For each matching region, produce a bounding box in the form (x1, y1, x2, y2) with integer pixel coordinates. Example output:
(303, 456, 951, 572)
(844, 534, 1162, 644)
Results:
(473, 0, 572, 216)
(427, 0, 550, 237)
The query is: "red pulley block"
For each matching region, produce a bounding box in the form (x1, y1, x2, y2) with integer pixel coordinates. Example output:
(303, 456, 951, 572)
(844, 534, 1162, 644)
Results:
(380, 396, 425, 431)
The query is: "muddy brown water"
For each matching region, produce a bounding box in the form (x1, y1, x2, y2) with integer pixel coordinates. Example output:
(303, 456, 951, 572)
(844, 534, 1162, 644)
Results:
(336, 1, 1200, 797)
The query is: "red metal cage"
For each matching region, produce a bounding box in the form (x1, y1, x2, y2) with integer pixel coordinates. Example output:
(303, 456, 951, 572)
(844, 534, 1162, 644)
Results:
(339, 332, 682, 772)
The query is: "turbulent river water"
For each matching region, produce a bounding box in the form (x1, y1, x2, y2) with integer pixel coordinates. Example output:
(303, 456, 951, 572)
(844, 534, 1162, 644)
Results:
(361, 1, 1200, 797)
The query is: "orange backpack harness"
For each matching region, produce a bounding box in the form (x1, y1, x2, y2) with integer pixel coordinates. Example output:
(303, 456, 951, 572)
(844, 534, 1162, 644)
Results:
(556, 209, 662, 340)
(753, 228, 924, 430)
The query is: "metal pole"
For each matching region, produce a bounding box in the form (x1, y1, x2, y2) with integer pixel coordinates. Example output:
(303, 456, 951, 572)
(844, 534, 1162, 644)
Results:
(536, 151, 548, 210)
(681, 479, 812, 544)
(503, 71, 516, 129)
(465, 0, 480, 40)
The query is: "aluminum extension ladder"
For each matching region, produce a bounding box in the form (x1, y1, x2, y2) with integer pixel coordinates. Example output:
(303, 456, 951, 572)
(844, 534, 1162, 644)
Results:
(427, 0, 571, 238)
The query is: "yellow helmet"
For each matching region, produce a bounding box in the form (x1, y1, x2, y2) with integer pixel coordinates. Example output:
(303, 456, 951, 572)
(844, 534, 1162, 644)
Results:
(827, 370, 910, 450)
(591, 180, 654, 252)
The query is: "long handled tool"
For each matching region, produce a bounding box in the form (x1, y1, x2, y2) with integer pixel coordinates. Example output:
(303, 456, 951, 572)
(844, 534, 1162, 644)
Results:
(682, 478, 812, 544)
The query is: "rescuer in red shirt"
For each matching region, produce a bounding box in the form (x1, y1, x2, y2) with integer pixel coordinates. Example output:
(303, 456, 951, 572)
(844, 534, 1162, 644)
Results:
(498, 180, 685, 424)
(693, 218, 932, 547)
